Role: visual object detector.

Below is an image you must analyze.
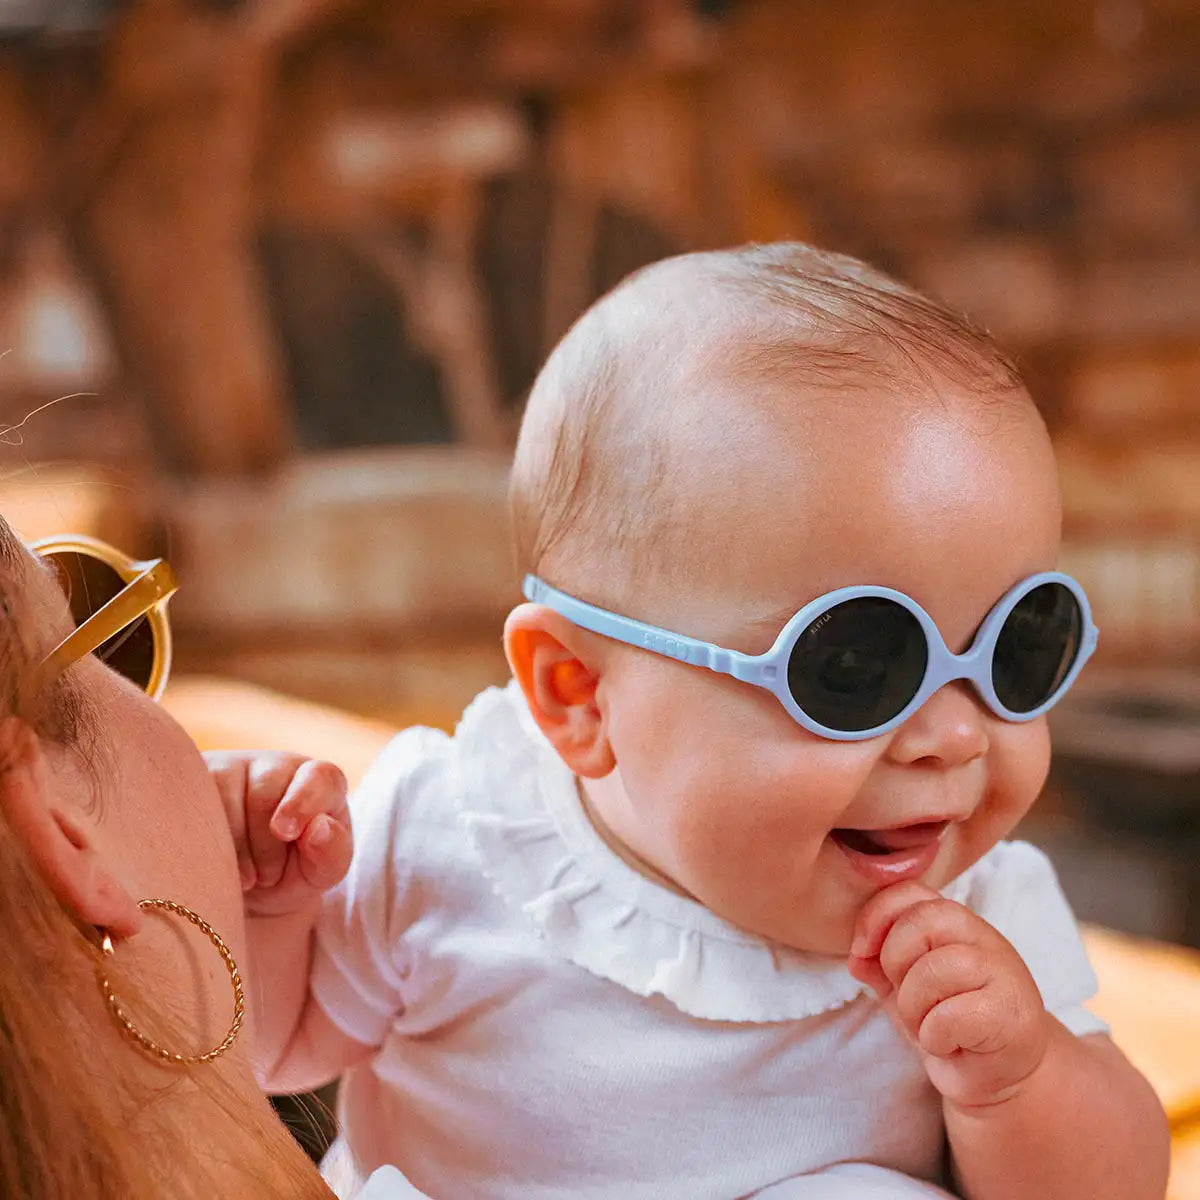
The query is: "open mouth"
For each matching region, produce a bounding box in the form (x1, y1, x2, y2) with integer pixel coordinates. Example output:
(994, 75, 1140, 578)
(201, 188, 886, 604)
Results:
(831, 821, 950, 856)
(830, 820, 951, 883)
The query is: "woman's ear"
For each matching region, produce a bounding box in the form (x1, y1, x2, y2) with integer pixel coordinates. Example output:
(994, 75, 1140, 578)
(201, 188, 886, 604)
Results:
(504, 604, 616, 779)
(0, 717, 141, 937)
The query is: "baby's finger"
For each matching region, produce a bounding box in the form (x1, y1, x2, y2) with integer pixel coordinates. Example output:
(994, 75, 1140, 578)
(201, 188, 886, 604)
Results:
(894, 942, 991, 1037)
(245, 752, 309, 888)
(919, 990, 1010, 1080)
(847, 950, 894, 999)
(296, 813, 354, 891)
(877, 899, 982, 991)
(850, 881, 940, 962)
(269, 759, 349, 843)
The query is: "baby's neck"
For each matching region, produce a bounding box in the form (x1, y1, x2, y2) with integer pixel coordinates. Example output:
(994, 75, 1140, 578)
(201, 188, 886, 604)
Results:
(575, 778, 699, 903)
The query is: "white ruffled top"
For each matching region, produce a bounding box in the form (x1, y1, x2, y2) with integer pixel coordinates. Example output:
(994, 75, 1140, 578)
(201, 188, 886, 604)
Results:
(455, 682, 977, 1024)
(316, 681, 1103, 1195)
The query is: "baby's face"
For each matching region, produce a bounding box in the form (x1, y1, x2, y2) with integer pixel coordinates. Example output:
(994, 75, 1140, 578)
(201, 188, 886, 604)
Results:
(586, 381, 1063, 955)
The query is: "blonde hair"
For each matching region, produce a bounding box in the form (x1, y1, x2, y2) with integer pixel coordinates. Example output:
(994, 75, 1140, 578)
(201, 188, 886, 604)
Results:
(0, 519, 328, 1200)
(510, 241, 1025, 602)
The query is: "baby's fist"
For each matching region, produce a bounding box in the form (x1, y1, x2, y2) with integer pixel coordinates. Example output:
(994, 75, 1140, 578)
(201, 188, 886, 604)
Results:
(848, 882, 1050, 1109)
(205, 750, 352, 918)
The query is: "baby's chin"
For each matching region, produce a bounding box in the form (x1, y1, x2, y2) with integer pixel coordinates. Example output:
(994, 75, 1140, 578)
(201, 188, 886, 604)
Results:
(719, 901, 858, 960)
(774, 925, 858, 960)
(698, 837, 984, 958)
(751, 848, 961, 957)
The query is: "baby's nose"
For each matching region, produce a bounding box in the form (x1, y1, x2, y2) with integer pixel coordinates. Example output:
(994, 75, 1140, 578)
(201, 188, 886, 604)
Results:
(884, 681, 989, 768)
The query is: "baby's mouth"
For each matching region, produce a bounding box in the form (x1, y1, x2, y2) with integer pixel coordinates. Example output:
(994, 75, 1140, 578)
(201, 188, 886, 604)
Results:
(829, 820, 951, 884)
(831, 821, 950, 856)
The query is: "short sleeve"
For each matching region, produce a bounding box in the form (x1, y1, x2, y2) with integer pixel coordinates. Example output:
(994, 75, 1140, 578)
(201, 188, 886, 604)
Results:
(311, 726, 450, 1047)
(960, 841, 1109, 1038)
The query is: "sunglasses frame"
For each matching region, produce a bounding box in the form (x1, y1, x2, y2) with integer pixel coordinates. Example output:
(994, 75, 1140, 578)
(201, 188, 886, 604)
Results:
(32, 534, 178, 700)
(523, 572, 1099, 742)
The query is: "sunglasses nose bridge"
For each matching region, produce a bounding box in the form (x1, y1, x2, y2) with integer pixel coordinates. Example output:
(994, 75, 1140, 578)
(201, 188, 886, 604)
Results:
(923, 639, 993, 699)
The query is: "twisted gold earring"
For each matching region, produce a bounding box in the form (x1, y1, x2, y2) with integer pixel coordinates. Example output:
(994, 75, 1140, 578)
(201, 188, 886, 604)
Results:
(97, 898, 245, 1066)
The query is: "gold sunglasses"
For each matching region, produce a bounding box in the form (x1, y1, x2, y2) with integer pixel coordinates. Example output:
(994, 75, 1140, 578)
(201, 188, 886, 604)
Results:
(31, 535, 178, 700)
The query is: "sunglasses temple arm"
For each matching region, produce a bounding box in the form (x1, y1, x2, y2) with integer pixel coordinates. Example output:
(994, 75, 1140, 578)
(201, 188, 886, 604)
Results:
(522, 575, 763, 681)
(35, 562, 178, 688)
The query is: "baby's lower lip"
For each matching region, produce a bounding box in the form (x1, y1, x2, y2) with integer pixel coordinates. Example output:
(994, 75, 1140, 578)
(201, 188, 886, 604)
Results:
(829, 821, 950, 885)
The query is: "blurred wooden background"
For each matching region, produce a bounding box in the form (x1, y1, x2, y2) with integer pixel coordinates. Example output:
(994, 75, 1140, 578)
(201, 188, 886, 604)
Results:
(1, 0, 1199, 718)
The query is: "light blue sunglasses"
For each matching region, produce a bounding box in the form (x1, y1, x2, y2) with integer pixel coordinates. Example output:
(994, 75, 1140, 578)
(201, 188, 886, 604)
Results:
(523, 572, 1098, 742)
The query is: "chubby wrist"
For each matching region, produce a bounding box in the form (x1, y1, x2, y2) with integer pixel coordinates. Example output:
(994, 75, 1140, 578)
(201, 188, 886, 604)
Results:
(942, 1011, 1067, 1121)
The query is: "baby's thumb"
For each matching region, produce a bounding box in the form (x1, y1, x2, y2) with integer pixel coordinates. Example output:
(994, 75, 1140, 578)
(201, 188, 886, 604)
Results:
(297, 813, 353, 890)
(847, 951, 892, 999)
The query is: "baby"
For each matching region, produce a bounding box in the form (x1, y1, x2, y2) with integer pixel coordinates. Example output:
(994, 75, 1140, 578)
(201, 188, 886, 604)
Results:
(214, 243, 1169, 1199)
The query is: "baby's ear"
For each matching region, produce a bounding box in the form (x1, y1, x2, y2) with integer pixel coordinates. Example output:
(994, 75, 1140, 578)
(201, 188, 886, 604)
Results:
(0, 717, 141, 937)
(504, 605, 616, 779)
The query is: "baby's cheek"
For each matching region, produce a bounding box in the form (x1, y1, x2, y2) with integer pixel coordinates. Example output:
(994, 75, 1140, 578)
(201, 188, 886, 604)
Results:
(675, 774, 829, 892)
(988, 718, 1053, 829)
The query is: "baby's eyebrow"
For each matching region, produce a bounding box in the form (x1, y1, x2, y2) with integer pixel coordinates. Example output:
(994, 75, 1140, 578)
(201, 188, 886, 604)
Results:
(741, 604, 800, 639)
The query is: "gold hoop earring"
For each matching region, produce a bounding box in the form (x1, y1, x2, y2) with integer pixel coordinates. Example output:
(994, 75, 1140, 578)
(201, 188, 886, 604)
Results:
(97, 898, 245, 1066)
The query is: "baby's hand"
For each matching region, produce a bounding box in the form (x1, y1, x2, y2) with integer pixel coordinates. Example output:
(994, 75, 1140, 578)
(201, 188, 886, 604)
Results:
(847, 882, 1050, 1109)
(205, 750, 352, 918)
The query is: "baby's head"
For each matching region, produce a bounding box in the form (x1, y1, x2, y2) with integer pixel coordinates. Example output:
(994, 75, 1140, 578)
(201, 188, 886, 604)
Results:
(507, 243, 1078, 955)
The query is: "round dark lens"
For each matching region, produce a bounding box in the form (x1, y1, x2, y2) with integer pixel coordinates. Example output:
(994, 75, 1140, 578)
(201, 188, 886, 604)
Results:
(992, 582, 1082, 714)
(787, 597, 928, 733)
(44, 551, 156, 691)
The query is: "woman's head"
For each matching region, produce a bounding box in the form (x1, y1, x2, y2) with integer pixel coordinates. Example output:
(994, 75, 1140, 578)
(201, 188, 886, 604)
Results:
(0, 516, 325, 1199)
(0, 518, 246, 1015)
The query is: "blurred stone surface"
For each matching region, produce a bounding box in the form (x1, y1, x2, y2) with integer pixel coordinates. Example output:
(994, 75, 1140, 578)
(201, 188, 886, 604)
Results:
(2, 0, 1199, 696)
(1059, 537, 1200, 660)
(909, 238, 1070, 345)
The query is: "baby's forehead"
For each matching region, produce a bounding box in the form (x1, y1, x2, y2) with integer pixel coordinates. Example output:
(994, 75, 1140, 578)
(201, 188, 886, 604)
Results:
(654, 337, 1032, 455)
(579, 323, 1046, 536)
(537, 247, 1050, 602)
(642, 372, 1048, 538)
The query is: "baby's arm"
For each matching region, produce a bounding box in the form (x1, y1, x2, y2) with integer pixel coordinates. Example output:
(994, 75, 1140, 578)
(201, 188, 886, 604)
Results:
(245, 905, 375, 1093)
(850, 882, 1170, 1200)
(207, 751, 374, 1091)
(942, 1023, 1167, 1200)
